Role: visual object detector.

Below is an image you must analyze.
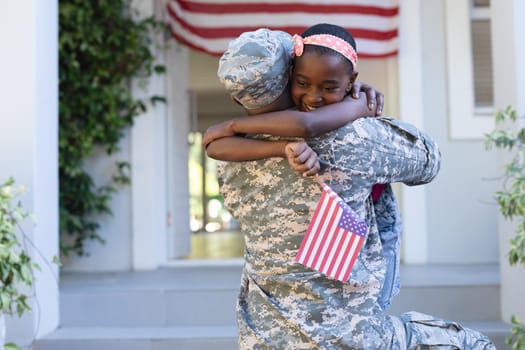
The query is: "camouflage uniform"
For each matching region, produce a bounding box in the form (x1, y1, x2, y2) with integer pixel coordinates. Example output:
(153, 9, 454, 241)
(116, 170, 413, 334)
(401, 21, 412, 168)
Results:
(218, 27, 401, 311)
(217, 27, 495, 349)
(218, 117, 495, 349)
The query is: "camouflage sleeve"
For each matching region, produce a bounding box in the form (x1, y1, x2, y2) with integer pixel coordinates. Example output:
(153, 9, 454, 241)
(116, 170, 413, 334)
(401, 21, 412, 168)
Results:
(329, 116, 441, 187)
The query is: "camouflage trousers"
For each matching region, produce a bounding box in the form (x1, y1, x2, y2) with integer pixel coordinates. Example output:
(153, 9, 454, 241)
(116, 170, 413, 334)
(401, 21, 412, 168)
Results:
(238, 309, 496, 349)
(392, 311, 496, 350)
(236, 272, 496, 350)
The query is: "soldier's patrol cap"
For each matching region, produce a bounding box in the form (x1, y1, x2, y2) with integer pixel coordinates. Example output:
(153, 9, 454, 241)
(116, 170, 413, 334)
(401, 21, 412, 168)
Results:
(217, 28, 293, 110)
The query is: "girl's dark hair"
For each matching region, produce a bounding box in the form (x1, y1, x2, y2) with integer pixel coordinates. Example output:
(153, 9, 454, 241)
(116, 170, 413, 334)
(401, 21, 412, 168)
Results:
(300, 23, 357, 73)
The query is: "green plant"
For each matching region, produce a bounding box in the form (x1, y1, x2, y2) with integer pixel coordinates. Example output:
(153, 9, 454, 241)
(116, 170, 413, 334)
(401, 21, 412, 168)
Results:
(485, 106, 525, 350)
(507, 315, 525, 350)
(59, 0, 166, 256)
(0, 178, 40, 350)
(485, 106, 525, 266)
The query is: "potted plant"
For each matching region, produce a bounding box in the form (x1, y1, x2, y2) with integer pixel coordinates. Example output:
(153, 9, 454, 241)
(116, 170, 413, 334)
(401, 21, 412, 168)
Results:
(485, 106, 525, 349)
(0, 177, 39, 350)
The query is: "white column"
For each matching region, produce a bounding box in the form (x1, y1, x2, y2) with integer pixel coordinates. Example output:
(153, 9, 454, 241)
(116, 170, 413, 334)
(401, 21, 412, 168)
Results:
(130, 0, 169, 269)
(165, 38, 191, 259)
(491, 0, 525, 322)
(0, 0, 59, 342)
(398, 0, 428, 264)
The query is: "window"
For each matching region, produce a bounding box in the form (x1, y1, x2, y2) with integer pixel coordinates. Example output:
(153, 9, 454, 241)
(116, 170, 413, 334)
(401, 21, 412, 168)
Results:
(471, 0, 493, 109)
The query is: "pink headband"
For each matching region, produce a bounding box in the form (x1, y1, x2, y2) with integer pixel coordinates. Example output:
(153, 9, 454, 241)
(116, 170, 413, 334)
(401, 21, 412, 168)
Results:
(292, 33, 358, 69)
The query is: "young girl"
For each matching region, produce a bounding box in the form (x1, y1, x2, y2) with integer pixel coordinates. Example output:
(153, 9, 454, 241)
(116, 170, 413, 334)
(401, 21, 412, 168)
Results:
(206, 23, 398, 309)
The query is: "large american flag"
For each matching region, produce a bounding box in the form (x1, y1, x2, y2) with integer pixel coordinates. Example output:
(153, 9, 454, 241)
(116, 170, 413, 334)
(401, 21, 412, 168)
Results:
(166, 0, 399, 58)
(296, 182, 367, 282)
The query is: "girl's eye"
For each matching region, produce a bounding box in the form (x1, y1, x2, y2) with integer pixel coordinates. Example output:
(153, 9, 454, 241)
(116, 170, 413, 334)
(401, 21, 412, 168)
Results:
(324, 86, 339, 92)
(295, 81, 308, 87)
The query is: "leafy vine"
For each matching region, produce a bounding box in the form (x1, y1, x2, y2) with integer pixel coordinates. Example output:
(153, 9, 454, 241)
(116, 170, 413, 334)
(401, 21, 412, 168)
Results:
(58, 0, 166, 255)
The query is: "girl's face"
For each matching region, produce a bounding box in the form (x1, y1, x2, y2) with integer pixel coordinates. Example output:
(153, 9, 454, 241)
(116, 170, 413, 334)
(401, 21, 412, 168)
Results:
(291, 50, 357, 112)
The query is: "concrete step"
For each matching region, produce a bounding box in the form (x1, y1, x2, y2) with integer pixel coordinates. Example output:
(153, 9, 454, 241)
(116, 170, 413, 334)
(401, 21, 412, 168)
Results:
(36, 325, 238, 350)
(59, 261, 242, 327)
(388, 263, 501, 321)
(59, 262, 502, 327)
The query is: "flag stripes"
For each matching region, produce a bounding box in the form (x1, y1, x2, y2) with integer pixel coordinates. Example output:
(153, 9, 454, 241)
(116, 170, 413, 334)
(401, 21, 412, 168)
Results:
(296, 183, 367, 282)
(166, 0, 399, 57)
(174, 0, 399, 16)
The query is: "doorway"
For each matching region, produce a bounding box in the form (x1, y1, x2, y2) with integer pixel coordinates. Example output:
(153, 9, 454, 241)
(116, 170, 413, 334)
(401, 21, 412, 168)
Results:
(184, 89, 246, 259)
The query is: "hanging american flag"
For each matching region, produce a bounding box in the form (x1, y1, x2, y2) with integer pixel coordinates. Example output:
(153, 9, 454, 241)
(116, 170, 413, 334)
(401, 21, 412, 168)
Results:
(296, 182, 367, 282)
(166, 0, 399, 58)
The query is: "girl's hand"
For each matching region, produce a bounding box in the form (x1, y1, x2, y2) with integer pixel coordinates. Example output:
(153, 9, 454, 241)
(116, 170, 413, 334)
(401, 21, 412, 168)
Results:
(284, 142, 320, 177)
(202, 121, 235, 149)
(348, 81, 384, 115)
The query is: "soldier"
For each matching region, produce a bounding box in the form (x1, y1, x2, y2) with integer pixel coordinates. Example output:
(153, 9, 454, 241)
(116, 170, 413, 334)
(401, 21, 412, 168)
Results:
(211, 27, 495, 349)
(205, 25, 403, 312)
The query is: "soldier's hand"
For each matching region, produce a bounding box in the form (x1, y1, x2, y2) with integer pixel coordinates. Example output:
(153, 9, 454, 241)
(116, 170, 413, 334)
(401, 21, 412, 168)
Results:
(284, 142, 320, 177)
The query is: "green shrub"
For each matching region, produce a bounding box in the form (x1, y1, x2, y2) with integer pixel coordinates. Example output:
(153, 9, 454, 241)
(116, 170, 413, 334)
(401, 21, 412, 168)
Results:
(59, 0, 166, 255)
(485, 106, 525, 349)
(0, 178, 39, 350)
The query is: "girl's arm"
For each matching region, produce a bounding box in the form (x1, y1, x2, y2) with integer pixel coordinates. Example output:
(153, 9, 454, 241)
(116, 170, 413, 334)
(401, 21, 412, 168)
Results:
(203, 92, 376, 149)
(206, 137, 288, 161)
(206, 137, 320, 176)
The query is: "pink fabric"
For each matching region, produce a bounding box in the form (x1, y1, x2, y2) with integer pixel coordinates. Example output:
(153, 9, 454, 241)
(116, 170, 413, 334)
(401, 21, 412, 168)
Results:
(371, 184, 385, 203)
(292, 33, 358, 69)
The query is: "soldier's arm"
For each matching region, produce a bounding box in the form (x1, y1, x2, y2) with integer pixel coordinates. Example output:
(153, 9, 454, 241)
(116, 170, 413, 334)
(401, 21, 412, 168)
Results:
(331, 117, 441, 187)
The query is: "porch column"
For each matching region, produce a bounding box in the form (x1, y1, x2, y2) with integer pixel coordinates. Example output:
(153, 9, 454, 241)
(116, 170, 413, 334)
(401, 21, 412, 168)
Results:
(491, 0, 525, 322)
(130, 0, 169, 269)
(398, 0, 428, 263)
(0, 0, 59, 342)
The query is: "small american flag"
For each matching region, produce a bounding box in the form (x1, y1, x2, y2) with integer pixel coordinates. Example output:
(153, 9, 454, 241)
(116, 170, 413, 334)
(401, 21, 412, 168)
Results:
(296, 182, 367, 282)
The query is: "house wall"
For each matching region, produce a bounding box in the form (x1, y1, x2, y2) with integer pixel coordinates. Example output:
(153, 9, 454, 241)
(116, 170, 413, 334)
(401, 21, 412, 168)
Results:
(421, 0, 499, 264)
(62, 0, 168, 272)
(0, 0, 60, 340)
(61, 143, 133, 271)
